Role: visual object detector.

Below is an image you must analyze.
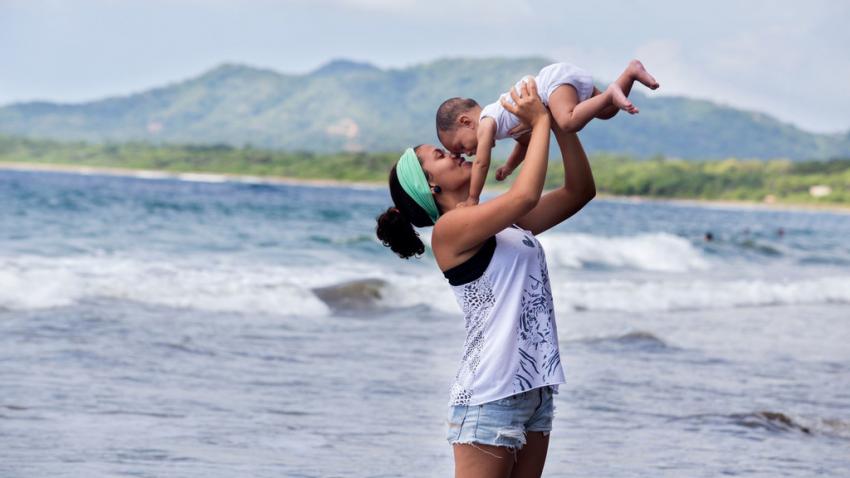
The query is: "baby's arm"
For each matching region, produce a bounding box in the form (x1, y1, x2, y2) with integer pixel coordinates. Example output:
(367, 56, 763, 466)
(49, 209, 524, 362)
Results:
(464, 118, 497, 206)
(496, 133, 529, 181)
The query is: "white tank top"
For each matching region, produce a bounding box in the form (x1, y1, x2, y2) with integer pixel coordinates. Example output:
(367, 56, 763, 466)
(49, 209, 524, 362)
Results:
(444, 225, 566, 406)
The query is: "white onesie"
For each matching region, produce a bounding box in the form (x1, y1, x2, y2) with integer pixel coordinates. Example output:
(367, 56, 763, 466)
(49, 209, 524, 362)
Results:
(479, 62, 594, 140)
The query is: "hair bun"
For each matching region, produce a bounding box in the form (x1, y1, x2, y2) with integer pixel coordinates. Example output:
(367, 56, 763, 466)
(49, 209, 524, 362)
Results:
(376, 206, 425, 259)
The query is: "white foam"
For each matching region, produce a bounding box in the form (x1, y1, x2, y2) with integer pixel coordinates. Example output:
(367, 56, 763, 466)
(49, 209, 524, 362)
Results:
(539, 232, 710, 272)
(132, 170, 174, 180)
(420, 230, 709, 272)
(3, 249, 848, 316)
(378, 268, 850, 314)
(0, 266, 84, 309)
(379, 267, 850, 314)
(551, 275, 850, 312)
(0, 251, 465, 317)
(376, 268, 458, 314)
(176, 173, 230, 183)
(0, 255, 332, 316)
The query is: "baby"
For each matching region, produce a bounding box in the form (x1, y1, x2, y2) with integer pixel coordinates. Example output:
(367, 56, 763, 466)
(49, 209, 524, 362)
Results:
(436, 60, 659, 207)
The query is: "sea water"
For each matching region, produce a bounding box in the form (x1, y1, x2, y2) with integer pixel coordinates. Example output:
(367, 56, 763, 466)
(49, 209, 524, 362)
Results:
(1, 169, 848, 477)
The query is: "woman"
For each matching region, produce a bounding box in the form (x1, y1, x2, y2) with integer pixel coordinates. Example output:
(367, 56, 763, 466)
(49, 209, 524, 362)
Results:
(375, 80, 596, 477)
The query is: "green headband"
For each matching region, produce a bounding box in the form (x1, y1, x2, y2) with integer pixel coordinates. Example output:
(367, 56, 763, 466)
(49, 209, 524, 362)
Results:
(396, 148, 439, 224)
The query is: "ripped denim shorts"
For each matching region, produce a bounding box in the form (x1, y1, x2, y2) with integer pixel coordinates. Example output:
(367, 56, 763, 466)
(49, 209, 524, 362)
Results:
(446, 386, 555, 450)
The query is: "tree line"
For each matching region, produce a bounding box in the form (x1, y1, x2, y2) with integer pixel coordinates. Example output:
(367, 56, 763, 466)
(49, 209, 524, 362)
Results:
(1, 135, 847, 205)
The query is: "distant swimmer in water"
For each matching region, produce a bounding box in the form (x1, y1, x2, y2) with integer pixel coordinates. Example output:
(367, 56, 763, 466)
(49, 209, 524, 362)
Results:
(704, 232, 714, 242)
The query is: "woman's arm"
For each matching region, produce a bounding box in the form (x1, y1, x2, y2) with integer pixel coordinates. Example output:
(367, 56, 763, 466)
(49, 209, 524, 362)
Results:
(515, 124, 596, 235)
(432, 80, 551, 263)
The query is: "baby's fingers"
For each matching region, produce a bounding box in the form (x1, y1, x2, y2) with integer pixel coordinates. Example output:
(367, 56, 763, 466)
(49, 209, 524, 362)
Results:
(517, 79, 531, 101)
(500, 91, 519, 114)
(523, 77, 538, 99)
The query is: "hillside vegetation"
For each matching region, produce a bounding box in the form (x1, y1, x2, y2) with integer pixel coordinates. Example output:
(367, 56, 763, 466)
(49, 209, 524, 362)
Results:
(2, 135, 847, 206)
(1, 58, 848, 159)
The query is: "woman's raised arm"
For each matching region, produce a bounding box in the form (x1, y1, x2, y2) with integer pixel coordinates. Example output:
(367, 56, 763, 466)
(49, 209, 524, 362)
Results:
(515, 124, 596, 235)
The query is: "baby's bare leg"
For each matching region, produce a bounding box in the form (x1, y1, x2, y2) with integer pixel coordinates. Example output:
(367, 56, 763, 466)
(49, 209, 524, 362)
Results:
(597, 59, 659, 119)
(596, 69, 635, 119)
(549, 84, 616, 132)
(594, 87, 618, 120)
(628, 59, 659, 90)
(551, 59, 660, 131)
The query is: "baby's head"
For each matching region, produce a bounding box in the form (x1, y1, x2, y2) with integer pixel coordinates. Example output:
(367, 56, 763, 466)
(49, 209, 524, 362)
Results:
(435, 97, 481, 157)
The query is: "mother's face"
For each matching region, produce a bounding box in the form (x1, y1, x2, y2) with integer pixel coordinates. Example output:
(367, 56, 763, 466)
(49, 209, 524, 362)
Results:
(416, 144, 472, 193)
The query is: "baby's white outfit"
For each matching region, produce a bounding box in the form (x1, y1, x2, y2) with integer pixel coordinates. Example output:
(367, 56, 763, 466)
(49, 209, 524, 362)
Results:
(479, 62, 594, 140)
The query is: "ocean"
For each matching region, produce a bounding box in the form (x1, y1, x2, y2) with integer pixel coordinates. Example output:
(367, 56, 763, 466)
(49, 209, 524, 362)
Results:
(1, 168, 848, 477)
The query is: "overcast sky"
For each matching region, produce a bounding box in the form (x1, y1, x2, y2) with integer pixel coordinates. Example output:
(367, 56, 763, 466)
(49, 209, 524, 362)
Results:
(2, 0, 849, 133)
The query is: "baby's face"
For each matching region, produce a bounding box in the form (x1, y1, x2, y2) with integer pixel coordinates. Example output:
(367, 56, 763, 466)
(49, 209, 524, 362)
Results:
(440, 127, 478, 158)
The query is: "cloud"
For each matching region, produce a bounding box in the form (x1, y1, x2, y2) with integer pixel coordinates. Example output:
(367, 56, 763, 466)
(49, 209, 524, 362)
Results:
(307, 0, 418, 13)
(2, 0, 849, 132)
(631, 25, 850, 133)
(304, 0, 533, 20)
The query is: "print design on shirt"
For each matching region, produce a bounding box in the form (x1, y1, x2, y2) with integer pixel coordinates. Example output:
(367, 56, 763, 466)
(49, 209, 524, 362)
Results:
(513, 238, 560, 392)
(450, 273, 496, 405)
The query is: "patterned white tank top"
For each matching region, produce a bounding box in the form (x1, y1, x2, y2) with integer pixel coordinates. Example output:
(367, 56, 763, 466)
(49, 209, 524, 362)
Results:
(443, 224, 566, 406)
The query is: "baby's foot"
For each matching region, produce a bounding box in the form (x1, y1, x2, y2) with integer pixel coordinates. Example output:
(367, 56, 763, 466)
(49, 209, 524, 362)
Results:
(628, 59, 659, 90)
(495, 165, 514, 181)
(607, 84, 638, 114)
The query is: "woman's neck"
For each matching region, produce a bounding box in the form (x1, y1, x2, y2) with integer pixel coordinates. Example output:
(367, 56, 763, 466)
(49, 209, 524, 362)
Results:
(437, 185, 470, 214)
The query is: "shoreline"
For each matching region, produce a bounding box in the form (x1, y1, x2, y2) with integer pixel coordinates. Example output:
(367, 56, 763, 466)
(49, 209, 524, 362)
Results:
(593, 193, 850, 214)
(2, 160, 848, 214)
(0, 161, 385, 190)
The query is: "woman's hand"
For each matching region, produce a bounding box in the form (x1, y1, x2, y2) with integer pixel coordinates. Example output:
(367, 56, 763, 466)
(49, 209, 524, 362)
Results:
(500, 78, 548, 127)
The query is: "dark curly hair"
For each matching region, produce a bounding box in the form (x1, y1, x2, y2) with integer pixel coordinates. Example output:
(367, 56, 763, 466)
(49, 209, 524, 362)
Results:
(375, 162, 442, 259)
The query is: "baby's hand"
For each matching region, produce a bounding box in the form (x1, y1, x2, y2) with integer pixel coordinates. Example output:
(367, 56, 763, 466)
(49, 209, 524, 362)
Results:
(500, 78, 547, 126)
(457, 197, 480, 208)
(495, 166, 513, 181)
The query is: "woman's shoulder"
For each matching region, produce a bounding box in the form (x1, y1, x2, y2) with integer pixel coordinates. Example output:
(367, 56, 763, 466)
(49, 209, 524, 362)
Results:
(430, 214, 456, 271)
(431, 213, 501, 272)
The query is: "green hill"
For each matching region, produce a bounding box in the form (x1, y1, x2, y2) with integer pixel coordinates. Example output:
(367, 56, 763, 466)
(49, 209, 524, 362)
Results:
(1, 57, 848, 159)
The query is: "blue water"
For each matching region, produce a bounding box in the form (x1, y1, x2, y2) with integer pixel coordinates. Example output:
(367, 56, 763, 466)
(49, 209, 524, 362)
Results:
(1, 169, 849, 477)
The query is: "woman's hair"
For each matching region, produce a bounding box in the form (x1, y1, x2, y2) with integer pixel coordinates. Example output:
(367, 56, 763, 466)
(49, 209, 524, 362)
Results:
(375, 163, 439, 259)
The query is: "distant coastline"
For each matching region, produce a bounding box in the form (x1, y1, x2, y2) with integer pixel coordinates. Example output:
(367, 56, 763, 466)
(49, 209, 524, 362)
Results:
(0, 160, 383, 189)
(3, 160, 848, 215)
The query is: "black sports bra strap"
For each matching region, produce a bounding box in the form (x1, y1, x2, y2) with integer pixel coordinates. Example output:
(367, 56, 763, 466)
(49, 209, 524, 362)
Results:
(443, 236, 497, 286)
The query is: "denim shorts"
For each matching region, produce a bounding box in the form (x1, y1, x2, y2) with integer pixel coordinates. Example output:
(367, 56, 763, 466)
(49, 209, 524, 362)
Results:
(446, 386, 555, 449)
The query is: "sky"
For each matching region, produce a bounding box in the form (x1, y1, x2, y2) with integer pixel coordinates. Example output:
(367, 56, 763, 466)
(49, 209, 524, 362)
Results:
(1, 0, 849, 133)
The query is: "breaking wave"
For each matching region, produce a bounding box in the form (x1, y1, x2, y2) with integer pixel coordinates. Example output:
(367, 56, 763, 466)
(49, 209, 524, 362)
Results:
(552, 275, 850, 312)
(3, 253, 849, 316)
(539, 232, 711, 272)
